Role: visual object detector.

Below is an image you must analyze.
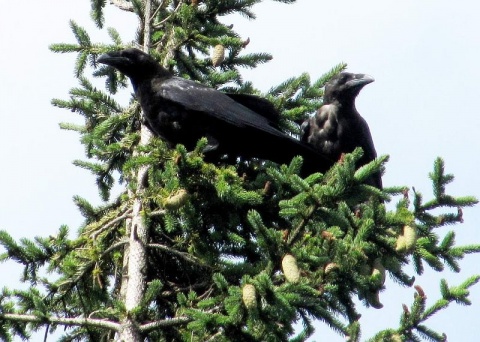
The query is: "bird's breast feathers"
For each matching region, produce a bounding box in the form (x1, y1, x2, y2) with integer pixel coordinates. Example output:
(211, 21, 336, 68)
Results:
(313, 105, 339, 136)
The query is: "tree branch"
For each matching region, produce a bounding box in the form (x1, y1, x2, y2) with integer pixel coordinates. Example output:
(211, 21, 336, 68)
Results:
(150, 0, 166, 22)
(90, 209, 132, 240)
(0, 313, 120, 331)
(143, 0, 153, 50)
(109, 0, 134, 12)
(160, 281, 210, 298)
(287, 204, 317, 246)
(148, 243, 210, 267)
(152, 1, 184, 29)
(58, 239, 128, 295)
(139, 316, 191, 332)
(149, 209, 166, 217)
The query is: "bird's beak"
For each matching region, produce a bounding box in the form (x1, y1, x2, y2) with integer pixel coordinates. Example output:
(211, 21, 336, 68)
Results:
(97, 51, 130, 67)
(347, 74, 375, 88)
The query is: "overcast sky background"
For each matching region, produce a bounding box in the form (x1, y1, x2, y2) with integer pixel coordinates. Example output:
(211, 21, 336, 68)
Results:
(1, 1, 480, 341)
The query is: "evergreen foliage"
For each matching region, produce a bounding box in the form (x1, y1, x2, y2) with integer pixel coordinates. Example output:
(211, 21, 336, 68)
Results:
(1, 1, 479, 341)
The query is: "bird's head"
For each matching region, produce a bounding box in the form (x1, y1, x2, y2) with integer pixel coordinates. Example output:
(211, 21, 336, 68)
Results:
(97, 48, 168, 86)
(323, 72, 374, 104)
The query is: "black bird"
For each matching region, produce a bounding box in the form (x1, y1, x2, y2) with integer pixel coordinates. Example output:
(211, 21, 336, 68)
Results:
(224, 93, 281, 129)
(301, 72, 382, 188)
(97, 48, 333, 174)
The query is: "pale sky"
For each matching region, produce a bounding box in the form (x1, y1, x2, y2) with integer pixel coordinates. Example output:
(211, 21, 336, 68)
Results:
(1, 1, 479, 341)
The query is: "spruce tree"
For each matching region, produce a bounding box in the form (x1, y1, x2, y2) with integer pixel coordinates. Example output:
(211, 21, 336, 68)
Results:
(1, 1, 479, 341)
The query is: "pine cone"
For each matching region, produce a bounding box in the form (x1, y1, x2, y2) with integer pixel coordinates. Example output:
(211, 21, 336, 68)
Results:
(321, 230, 336, 241)
(395, 235, 407, 252)
(282, 254, 300, 283)
(241, 37, 250, 48)
(263, 181, 272, 196)
(403, 225, 417, 251)
(164, 189, 189, 210)
(242, 284, 257, 309)
(391, 334, 402, 342)
(366, 290, 383, 309)
(359, 263, 371, 276)
(372, 258, 386, 286)
(414, 285, 426, 299)
(324, 262, 339, 274)
(211, 44, 225, 67)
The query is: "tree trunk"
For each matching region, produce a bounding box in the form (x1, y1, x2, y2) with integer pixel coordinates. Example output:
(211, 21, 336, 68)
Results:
(117, 1, 153, 340)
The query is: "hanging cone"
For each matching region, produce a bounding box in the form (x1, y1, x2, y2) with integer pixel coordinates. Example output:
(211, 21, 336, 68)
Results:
(365, 290, 383, 309)
(403, 225, 417, 251)
(324, 262, 339, 274)
(371, 258, 386, 286)
(359, 263, 371, 276)
(395, 235, 407, 252)
(263, 181, 272, 196)
(242, 284, 257, 309)
(321, 230, 336, 241)
(282, 254, 300, 283)
(281, 229, 289, 242)
(241, 37, 250, 48)
(164, 189, 189, 210)
(414, 285, 426, 299)
(383, 256, 401, 273)
(391, 334, 402, 342)
(211, 44, 225, 67)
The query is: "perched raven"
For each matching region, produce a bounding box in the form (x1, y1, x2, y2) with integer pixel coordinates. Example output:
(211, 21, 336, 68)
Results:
(98, 48, 333, 174)
(224, 93, 281, 129)
(301, 72, 382, 188)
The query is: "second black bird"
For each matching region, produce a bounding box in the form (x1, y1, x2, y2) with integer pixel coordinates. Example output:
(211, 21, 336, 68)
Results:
(301, 72, 382, 188)
(97, 48, 333, 174)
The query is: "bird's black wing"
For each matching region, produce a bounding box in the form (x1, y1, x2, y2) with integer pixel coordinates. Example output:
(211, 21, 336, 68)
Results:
(355, 116, 382, 188)
(356, 116, 377, 162)
(224, 93, 281, 128)
(153, 77, 284, 137)
(146, 76, 335, 174)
